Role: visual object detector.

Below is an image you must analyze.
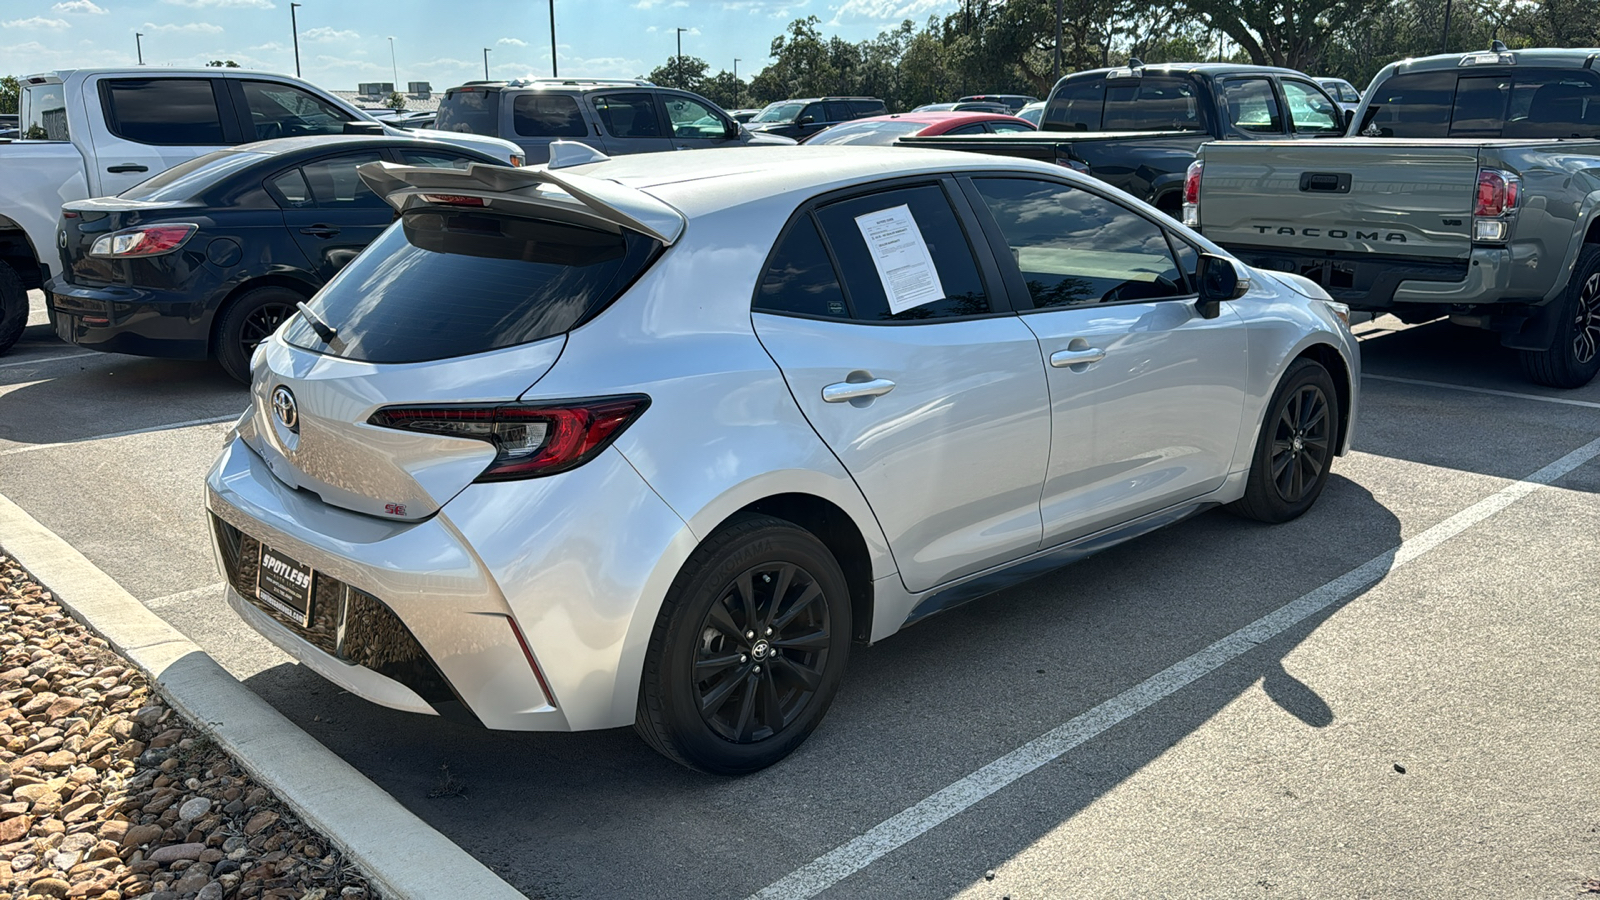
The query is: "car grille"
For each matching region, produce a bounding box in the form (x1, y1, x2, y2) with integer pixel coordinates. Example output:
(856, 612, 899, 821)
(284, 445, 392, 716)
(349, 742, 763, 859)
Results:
(211, 514, 480, 725)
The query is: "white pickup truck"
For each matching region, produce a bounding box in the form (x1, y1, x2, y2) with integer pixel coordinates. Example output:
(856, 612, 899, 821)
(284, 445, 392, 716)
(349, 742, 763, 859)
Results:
(0, 67, 526, 353)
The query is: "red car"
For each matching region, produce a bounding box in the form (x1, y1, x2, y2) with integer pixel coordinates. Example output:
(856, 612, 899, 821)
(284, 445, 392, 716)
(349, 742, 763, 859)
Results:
(802, 111, 1035, 146)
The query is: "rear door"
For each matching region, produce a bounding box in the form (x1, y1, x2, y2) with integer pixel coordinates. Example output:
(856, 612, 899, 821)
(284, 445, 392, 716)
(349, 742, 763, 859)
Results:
(84, 76, 242, 195)
(269, 150, 391, 282)
(590, 92, 672, 155)
(750, 179, 1051, 593)
(962, 174, 1246, 544)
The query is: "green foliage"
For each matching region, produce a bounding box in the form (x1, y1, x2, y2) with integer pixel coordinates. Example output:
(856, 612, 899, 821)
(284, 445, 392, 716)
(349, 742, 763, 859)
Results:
(384, 91, 407, 110)
(205, 60, 241, 68)
(0, 75, 18, 116)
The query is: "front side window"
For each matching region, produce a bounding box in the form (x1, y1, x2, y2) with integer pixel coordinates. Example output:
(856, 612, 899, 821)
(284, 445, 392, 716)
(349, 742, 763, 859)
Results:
(594, 93, 663, 138)
(1103, 76, 1203, 132)
(298, 152, 386, 208)
(754, 216, 849, 319)
(240, 81, 350, 139)
(1222, 78, 1284, 134)
(21, 82, 69, 141)
(104, 79, 225, 145)
(513, 93, 587, 137)
(1044, 77, 1103, 131)
(972, 177, 1184, 308)
(754, 102, 804, 124)
(662, 95, 727, 138)
(1283, 80, 1343, 134)
(815, 183, 991, 322)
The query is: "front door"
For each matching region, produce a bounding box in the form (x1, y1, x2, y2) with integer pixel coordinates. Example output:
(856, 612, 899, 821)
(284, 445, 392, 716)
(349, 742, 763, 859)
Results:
(962, 175, 1248, 545)
(750, 180, 1050, 593)
(268, 151, 392, 283)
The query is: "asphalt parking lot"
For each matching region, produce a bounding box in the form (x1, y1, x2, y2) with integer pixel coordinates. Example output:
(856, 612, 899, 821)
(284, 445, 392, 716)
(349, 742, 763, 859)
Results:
(4, 289, 1599, 899)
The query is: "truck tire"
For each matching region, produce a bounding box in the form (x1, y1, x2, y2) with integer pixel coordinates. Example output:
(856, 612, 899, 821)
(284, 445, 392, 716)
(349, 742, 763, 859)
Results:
(0, 262, 27, 355)
(1521, 244, 1600, 389)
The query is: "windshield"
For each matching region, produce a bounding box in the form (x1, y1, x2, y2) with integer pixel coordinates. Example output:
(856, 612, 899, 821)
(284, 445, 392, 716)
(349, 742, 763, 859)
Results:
(434, 89, 502, 135)
(809, 120, 923, 146)
(119, 150, 272, 201)
(283, 210, 660, 363)
(755, 103, 804, 123)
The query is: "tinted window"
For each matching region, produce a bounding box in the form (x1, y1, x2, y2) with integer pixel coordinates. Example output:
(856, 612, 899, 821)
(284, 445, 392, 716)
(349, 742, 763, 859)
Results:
(395, 149, 483, 169)
(972, 177, 1183, 308)
(435, 88, 501, 135)
(1045, 77, 1104, 131)
(755, 216, 848, 318)
(808, 120, 922, 146)
(989, 121, 1034, 133)
(1222, 78, 1283, 134)
(119, 149, 272, 201)
(1103, 76, 1203, 132)
(513, 93, 588, 137)
(283, 213, 659, 363)
(800, 103, 825, 123)
(594, 93, 663, 138)
(300, 152, 386, 208)
(1283, 80, 1342, 133)
(104, 79, 225, 145)
(755, 102, 804, 123)
(21, 82, 69, 140)
(1362, 71, 1455, 137)
(945, 123, 988, 136)
(241, 81, 350, 140)
(815, 184, 990, 322)
(850, 100, 887, 116)
(1337, 84, 1362, 103)
(662, 94, 727, 138)
(825, 101, 853, 122)
(269, 169, 313, 208)
(1452, 72, 1600, 138)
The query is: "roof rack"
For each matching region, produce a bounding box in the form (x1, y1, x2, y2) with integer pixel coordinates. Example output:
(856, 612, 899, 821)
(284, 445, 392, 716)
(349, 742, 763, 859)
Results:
(507, 77, 655, 87)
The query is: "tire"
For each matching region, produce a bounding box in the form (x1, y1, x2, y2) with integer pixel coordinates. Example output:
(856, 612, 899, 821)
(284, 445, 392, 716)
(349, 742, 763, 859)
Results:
(635, 514, 852, 775)
(1228, 358, 1340, 524)
(0, 262, 27, 356)
(1520, 244, 1600, 389)
(214, 286, 303, 384)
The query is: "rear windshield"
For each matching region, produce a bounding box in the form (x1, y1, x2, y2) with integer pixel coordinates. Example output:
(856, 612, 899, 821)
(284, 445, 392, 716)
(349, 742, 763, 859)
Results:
(1364, 69, 1600, 138)
(809, 120, 922, 145)
(119, 149, 271, 201)
(434, 89, 502, 135)
(283, 211, 659, 363)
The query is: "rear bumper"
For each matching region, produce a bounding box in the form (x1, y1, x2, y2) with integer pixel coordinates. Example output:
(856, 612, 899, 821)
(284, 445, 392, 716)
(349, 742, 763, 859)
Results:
(205, 434, 695, 732)
(45, 274, 214, 359)
(1222, 244, 1514, 310)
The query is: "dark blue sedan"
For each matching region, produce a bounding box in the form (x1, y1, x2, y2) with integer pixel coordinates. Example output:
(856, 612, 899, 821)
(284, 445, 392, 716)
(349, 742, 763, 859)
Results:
(45, 135, 507, 382)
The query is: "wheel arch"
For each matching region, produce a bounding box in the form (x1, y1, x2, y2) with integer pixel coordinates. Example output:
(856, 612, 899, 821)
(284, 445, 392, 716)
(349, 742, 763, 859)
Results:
(1293, 340, 1354, 456)
(206, 272, 319, 355)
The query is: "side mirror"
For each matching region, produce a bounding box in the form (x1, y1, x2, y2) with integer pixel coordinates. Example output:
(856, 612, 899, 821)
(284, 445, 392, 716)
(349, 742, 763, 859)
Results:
(725, 120, 742, 140)
(1342, 107, 1355, 132)
(1194, 253, 1249, 319)
(797, 114, 815, 126)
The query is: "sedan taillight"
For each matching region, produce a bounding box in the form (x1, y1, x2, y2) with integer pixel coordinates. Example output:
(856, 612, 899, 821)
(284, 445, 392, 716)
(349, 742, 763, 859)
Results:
(368, 395, 650, 481)
(88, 224, 198, 258)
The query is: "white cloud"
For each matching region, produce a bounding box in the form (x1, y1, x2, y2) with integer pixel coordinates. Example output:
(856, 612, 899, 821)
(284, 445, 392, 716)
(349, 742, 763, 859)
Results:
(497, 37, 527, 46)
(633, 0, 689, 7)
(302, 26, 359, 42)
(141, 20, 225, 33)
(163, 0, 276, 8)
(52, 1, 108, 14)
(828, 0, 947, 25)
(2, 17, 71, 29)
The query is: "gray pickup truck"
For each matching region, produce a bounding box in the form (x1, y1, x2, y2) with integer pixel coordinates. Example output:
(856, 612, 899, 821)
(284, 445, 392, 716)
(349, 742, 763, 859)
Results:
(1189, 45, 1600, 387)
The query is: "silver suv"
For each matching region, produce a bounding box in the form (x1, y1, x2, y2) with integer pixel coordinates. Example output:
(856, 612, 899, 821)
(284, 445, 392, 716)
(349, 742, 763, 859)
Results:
(432, 77, 794, 163)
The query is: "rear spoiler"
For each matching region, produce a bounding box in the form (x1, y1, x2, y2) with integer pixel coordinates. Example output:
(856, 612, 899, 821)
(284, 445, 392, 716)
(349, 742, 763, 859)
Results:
(357, 153, 685, 246)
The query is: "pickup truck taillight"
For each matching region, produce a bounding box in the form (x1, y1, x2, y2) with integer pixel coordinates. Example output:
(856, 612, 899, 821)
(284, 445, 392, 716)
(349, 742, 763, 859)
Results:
(1182, 160, 1203, 228)
(88, 224, 197, 258)
(1473, 168, 1520, 242)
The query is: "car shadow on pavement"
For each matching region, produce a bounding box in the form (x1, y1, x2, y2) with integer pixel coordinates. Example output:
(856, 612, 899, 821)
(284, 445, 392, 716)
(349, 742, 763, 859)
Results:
(238, 472, 1400, 900)
(0, 356, 246, 447)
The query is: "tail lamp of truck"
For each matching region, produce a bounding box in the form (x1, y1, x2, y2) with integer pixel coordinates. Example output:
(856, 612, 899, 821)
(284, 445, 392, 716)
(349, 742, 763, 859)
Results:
(1182, 160, 1203, 228)
(1473, 168, 1520, 243)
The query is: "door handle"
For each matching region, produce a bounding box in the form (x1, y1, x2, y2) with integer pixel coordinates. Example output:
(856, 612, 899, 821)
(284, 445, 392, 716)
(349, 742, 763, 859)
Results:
(298, 226, 341, 238)
(1050, 347, 1107, 368)
(822, 378, 895, 403)
(106, 164, 149, 174)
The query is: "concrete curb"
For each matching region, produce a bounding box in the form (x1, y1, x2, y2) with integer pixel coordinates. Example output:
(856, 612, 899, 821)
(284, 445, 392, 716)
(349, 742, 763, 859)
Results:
(0, 492, 527, 900)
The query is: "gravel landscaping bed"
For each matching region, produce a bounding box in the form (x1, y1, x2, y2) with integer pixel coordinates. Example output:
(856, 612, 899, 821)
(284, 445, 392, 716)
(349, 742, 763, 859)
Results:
(0, 553, 375, 900)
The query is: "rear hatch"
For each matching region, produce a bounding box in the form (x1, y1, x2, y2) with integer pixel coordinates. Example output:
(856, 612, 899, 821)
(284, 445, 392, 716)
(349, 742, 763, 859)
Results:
(240, 159, 681, 521)
(1196, 138, 1482, 260)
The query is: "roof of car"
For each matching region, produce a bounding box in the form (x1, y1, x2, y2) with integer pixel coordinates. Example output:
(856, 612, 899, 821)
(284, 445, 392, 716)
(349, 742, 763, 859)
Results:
(1059, 62, 1314, 81)
(1379, 46, 1600, 77)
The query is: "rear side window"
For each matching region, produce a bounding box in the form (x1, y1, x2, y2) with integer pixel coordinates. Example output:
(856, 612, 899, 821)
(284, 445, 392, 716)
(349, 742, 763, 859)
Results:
(1222, 78, 1284, 134)
(595, 93, 664, 138)
(435, 89, 501, 135)
(850, 100, 886, 117)
(103, 79, 226, 145)
(1453, 72, 1600, 138)
(754, 216, 848, 318)
(513, 93, 588, 137)
(284, 213, 660, 363)
(1362, 71, 1455, 137)
(1045, 77, 1104, 131)
(1103, 76, 1202, 132)
(824, 101, 854, 122)
(814, 184, 991, 322)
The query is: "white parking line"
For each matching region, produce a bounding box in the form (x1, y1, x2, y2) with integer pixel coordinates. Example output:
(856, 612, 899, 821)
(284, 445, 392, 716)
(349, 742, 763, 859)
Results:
(749, 436, 1600, 900)
(0, 413, 239, 457)
(0, 351, 98, 370)
(1364, 373, 1600, 410)
(145, 581, 227, 610)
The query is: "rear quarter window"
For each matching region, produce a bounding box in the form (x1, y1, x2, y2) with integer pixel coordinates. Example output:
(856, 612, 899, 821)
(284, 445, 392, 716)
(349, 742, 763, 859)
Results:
(435, 89, 502, 135)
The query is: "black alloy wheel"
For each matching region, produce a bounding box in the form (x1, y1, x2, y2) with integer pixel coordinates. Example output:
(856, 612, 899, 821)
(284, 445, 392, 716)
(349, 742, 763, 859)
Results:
(238, 301, 295, 361)
(1568, 271, 1599, 366)
(693, 561, 832, 744)
(1268, 382, 1332, 505)
(1229, 357, 1340, 523)
(1523, 243, 1600, 389)
(215, 285, 307, 384)
(636, 514, 852, 774)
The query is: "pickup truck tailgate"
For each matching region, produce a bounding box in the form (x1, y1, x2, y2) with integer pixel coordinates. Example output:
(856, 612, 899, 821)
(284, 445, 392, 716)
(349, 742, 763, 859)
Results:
(1198, 139, 1480, 260)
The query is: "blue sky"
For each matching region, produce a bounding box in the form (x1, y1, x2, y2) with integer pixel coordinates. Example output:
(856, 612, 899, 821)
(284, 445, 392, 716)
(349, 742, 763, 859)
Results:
(3, 0, 959, 89)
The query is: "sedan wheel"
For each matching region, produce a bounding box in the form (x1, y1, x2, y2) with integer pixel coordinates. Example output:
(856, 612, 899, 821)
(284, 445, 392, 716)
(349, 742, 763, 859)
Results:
(215, 286, 305, 384)
(636, 514, 851, 774)
(1229, 358, 1340, 523)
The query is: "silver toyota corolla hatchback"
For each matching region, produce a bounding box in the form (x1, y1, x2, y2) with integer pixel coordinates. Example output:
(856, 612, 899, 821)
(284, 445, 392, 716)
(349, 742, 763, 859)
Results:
(206, 143, 1360, 773)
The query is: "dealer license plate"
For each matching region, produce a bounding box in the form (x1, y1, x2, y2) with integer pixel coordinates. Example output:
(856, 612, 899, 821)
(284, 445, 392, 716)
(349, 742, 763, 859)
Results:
(256, 543, 314, 627)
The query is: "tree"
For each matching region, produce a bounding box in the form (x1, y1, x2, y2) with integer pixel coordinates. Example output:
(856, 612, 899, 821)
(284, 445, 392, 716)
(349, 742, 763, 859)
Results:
(648, 55, 710, 92)
(0, 76, 19, 116)
(384, 91, 407, 110)
(1177, 0, 1390, 72)
(205, 60, 241, 68)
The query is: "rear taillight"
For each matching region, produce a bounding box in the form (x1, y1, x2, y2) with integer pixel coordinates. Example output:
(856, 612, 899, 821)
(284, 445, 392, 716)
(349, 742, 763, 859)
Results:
(415, 193, 487, 207)
(368, 395, 650, 481)
(1473, 168, 1520, 242)
(1182, 160, 1203, 227)
(88, 224, 197, 258)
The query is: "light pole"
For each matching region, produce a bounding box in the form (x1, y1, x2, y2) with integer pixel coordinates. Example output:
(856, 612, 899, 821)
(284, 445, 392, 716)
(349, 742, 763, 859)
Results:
(1052, 0, 1062, 83)
(483, 47, 491, 81)
(733, 58, 740, 108)
(388, 36, 398, 89)
(675, 27, 686, 89)
(135, 32, 144, 66)
(289, 3, 302, 78)
(549, 0, 558, 78)
(1440, 0, 1454, 54)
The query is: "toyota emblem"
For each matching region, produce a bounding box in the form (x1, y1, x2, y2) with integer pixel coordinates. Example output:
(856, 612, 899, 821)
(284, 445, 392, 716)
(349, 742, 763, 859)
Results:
(271, 386, 299, 433)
